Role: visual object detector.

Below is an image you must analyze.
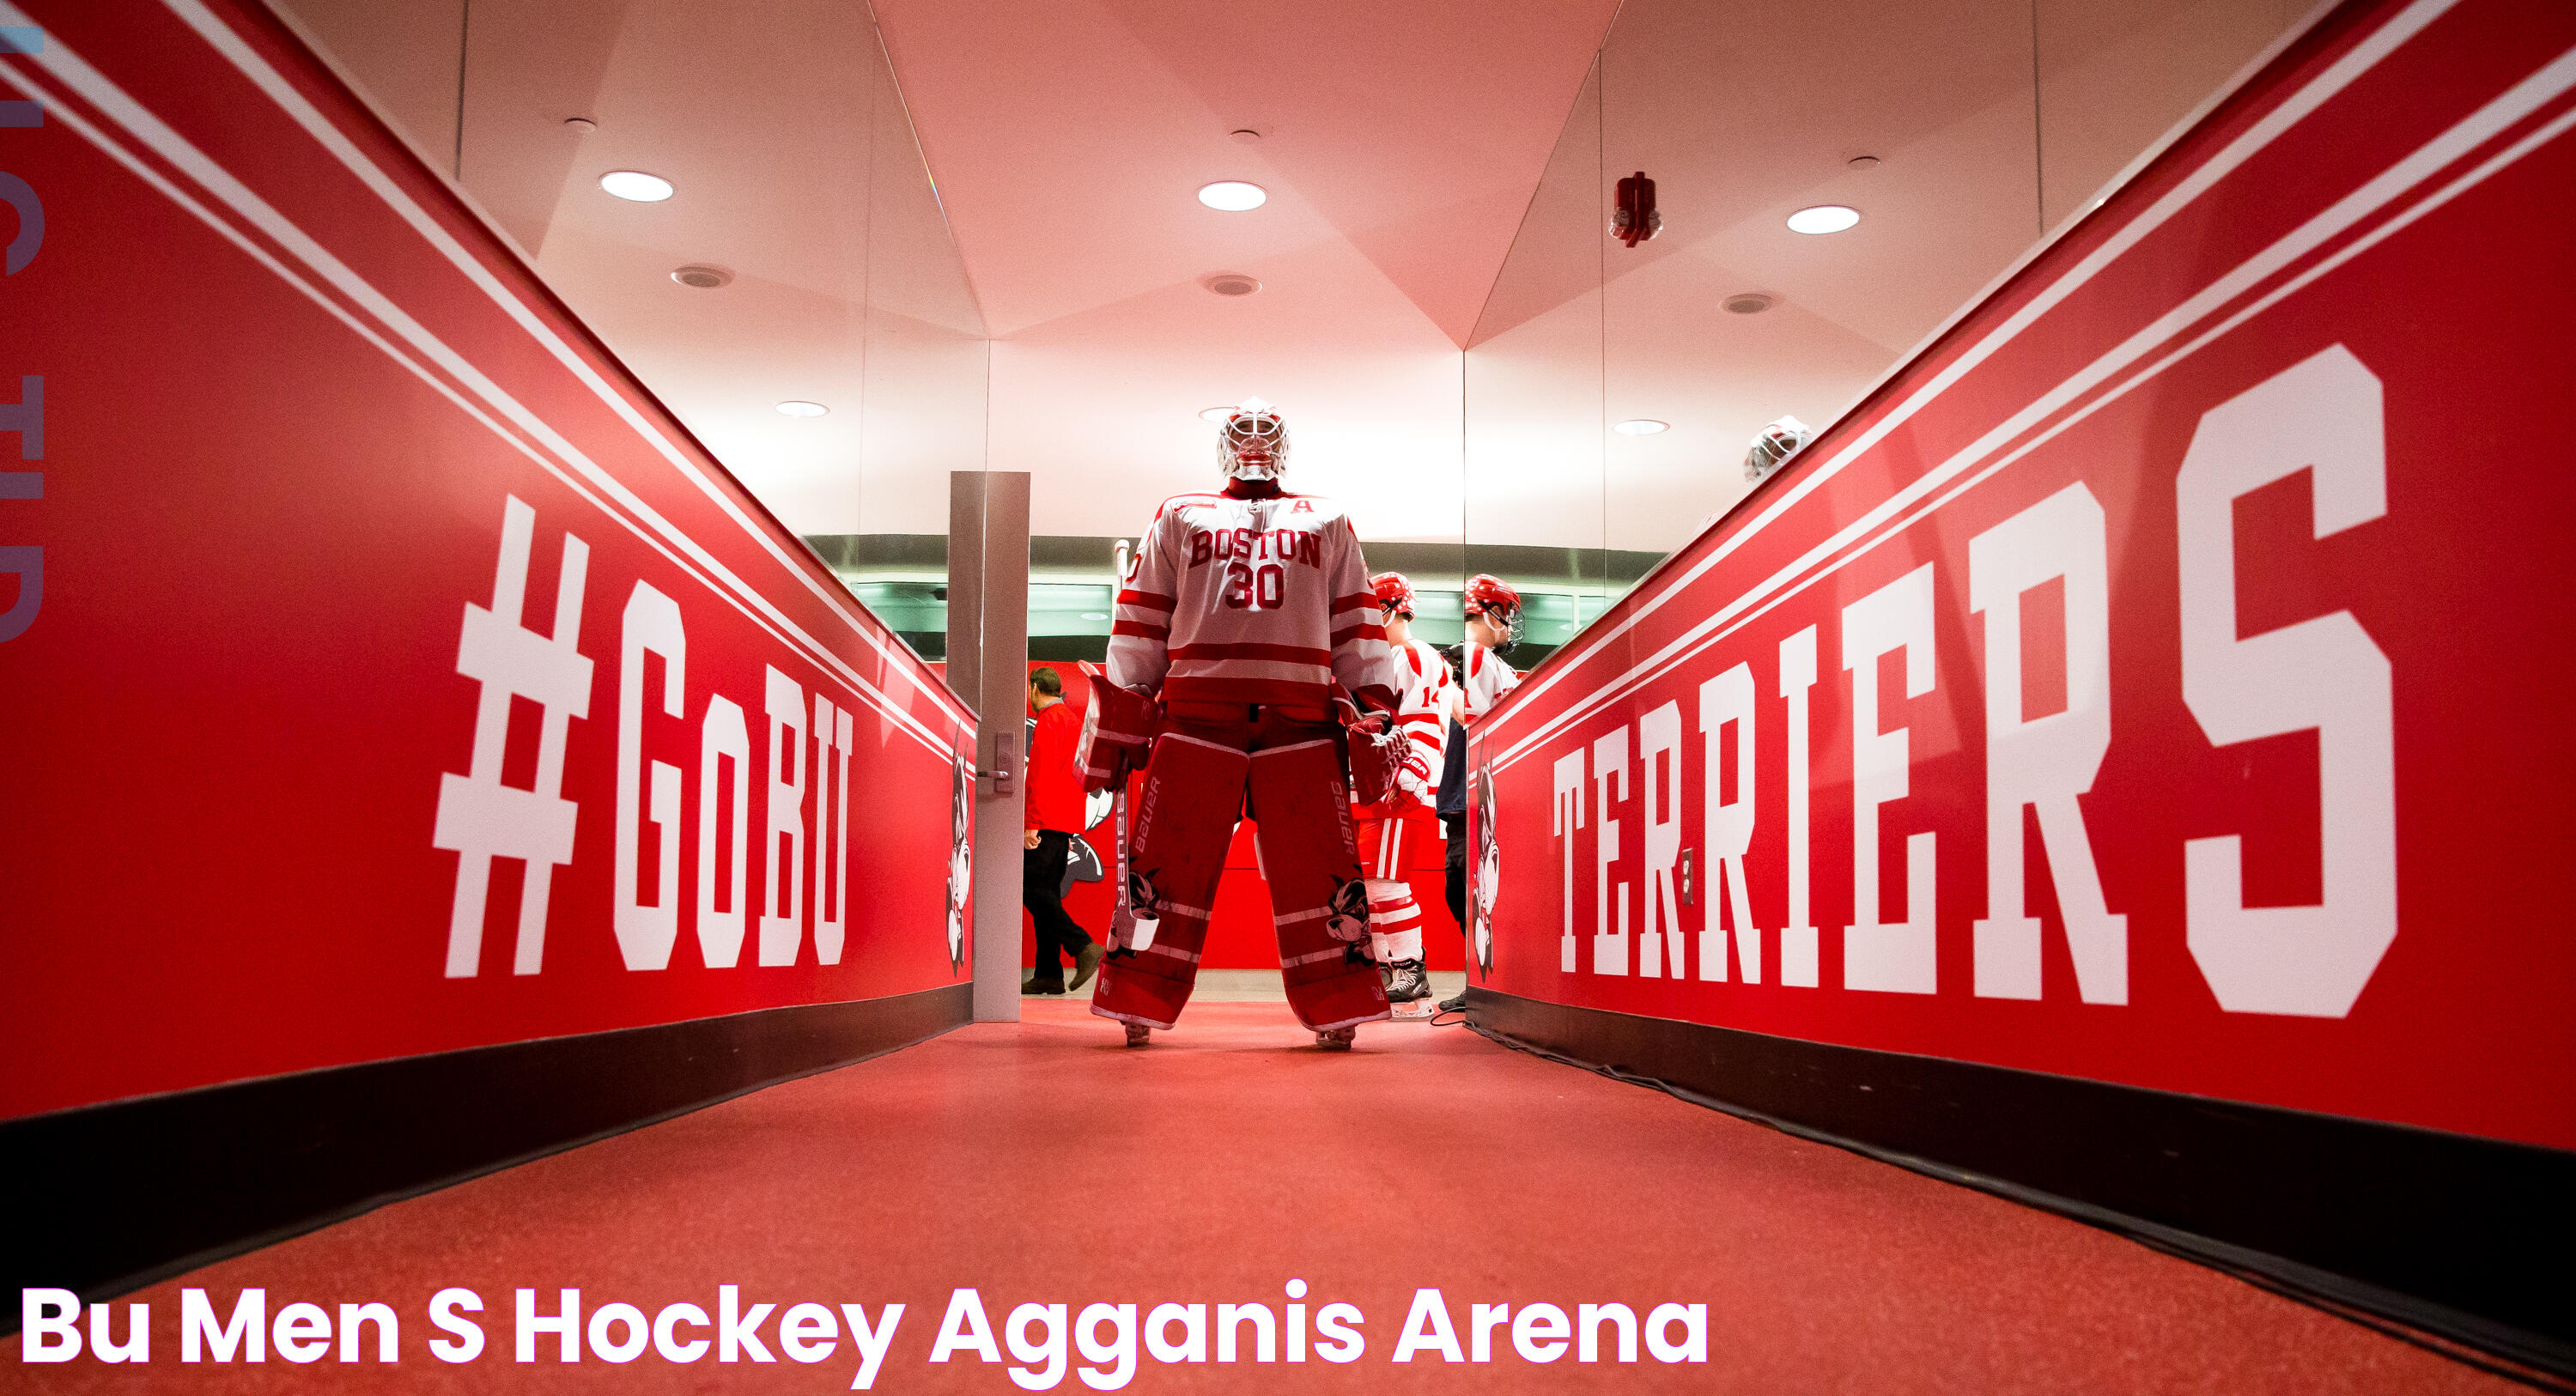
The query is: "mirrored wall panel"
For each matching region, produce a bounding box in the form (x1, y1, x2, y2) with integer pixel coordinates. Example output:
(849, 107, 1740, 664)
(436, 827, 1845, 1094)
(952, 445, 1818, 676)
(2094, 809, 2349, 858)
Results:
(1466, 0, 2318, 667)
(270, 0, 988, 659)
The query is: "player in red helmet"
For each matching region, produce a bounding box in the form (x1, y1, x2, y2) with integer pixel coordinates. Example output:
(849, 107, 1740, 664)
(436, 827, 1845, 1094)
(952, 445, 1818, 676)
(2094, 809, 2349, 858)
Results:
(1370, 569, 1416, 619)
(1352, 571, 1455, 1016)
(1085, 398, 1400, 1049)
(1456, 573, 1525, 714)
(1436, 574, 1523, 1013)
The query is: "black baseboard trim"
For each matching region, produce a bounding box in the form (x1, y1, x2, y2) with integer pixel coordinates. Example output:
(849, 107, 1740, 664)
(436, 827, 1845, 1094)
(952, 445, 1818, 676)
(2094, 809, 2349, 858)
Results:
(1464, 987, 2576, 1388)
(6, 985, 971, 1328)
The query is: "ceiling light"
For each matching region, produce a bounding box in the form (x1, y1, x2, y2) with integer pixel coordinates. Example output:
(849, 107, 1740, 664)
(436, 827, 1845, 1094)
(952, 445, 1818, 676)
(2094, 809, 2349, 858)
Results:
(1846, 155, 1880, 169)
(1230, 129, 1262, 144)
(1786, 204, 1860, 234)
(671, 264, 732, 288)
(775, 400, 828, 418)
(564, 117, 598, 135)
(1203, 273, 1261, 296)
(600, 170, 674, 202)
(1613, 419, 1668, 436)
(1722, 293, 1775, 314)
(1197, 181, 1267, 211)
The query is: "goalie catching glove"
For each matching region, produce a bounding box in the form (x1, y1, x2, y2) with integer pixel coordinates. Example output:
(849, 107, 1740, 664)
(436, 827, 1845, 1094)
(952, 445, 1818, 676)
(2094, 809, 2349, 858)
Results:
(1334, 683, 1408, 807)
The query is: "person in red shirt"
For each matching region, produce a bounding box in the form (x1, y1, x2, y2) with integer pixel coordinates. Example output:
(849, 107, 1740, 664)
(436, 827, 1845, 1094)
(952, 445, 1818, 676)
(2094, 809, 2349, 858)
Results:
(1024, 667, 1103, 994)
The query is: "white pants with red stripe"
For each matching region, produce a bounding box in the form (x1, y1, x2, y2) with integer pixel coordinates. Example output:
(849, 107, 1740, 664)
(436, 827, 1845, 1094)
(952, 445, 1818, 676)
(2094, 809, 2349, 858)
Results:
(1354, 813, 1434, 963)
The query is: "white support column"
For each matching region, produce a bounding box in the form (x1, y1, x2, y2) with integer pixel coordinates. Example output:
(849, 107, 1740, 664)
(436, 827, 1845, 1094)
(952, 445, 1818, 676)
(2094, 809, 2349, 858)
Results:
(951, 470, 1031, 1023)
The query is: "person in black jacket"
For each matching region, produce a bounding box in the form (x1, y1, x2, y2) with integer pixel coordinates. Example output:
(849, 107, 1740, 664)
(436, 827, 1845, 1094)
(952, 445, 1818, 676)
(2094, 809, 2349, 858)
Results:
(1437, 704, 1470, 979)
(1437, 576, 1524, 1012)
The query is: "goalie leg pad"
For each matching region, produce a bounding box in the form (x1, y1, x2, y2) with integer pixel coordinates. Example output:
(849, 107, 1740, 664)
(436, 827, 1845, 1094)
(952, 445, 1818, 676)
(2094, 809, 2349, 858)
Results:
(1089, 730, 1246, 1029)
(1248, 735, 1390, 1031)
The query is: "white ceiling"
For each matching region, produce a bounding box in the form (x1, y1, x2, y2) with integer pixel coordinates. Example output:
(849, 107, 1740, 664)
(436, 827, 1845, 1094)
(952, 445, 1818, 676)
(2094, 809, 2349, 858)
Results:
(269, 0, 2316, 556)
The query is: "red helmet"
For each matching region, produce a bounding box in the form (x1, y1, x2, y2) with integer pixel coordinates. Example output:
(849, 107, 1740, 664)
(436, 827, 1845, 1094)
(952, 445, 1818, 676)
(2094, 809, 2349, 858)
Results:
(1463, 573, 1524, 649)
(1370, 571, 1416, 619)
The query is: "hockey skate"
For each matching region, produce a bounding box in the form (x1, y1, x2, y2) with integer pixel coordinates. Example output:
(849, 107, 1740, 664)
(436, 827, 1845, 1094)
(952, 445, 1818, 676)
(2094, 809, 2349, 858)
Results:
(1383, 958, 1435, 1019)
(1123, 1022, 1151, 1048)
(1315, 1025, 1357, 1050)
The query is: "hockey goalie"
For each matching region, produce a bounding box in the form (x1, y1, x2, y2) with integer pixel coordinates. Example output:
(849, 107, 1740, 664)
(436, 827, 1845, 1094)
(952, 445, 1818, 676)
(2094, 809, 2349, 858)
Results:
(1352, 572, 1455, 1017)
(1085, 398, 1400, 1049)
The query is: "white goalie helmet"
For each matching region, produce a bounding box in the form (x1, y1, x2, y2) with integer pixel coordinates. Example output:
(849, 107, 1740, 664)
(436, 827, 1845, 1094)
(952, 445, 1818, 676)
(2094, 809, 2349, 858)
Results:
(1745, 414, 1814, 482)
(1217, 397, 1290, 482)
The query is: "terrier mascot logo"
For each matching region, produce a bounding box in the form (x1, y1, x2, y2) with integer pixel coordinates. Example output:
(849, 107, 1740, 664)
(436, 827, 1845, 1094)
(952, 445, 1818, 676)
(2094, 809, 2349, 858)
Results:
(1472, 758, 1500, 978)
(1324, 875, 1371, 963)
(1119, 867, 1161, 955)
(945, 750, 972, 972)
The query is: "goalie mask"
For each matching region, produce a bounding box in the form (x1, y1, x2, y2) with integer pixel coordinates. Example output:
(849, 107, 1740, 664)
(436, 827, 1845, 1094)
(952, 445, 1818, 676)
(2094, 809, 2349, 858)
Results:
(1217, 398, 1290, 482)
(1370, 571, 1416, 620)
(1745, 414, 1814, 482)
(1462, 573, 1524, 652)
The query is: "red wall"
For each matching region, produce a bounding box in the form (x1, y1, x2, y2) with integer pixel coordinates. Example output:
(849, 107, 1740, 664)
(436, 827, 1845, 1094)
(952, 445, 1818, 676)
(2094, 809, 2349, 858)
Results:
(0, 0, 973, 1121)
(1469, 0, 2576, 1152)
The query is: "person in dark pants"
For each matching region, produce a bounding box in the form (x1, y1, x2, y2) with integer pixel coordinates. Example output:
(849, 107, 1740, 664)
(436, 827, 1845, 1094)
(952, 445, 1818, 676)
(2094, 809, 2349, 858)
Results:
(1436, 707, 1469, 1012)
(1024, 667, 1103, 994)
(1436, 580, 1523, 1011)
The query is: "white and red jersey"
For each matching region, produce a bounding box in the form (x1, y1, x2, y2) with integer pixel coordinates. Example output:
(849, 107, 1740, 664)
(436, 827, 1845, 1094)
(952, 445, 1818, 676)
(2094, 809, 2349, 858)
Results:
(1455, 641, 1519, 719)
(1375, 637, 1453, 812)
(1107, 489, 1392, 707)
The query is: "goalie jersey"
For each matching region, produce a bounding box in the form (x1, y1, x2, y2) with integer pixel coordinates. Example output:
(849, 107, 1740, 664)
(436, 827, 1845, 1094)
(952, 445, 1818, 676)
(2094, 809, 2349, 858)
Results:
(1107, 491, 1393, 707)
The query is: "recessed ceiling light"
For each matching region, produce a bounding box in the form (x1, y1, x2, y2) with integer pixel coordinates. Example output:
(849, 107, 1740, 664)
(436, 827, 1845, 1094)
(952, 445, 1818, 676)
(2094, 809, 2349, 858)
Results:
(600, 170, 674, 202)
(1722, 293, 1775, 314)
(1198, 181, 1267, 211)
(1230, 129, 1263, 144)
(564, 117, 598, 135)
(1613, 419, 1668, 436)
(775, 400, 828, 418)
(1203, 273, 1261, 296)
(1786, 204, 1860, 234)
(671, 264, 732, 288)
(1846, 155, 1880, 169)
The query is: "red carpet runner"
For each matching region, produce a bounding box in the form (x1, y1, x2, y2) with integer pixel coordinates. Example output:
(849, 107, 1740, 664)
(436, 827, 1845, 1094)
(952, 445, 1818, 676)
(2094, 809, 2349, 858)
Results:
(10, 1001, 2515, 1393)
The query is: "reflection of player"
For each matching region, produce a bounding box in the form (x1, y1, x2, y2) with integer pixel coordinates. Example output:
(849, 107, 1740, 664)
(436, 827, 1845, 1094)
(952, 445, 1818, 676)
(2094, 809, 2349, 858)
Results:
(1744, 415, 1814, 483)
(1442, 574, 1522, 1007)
(1352, 572, 1452, 1017)
(1087, 398, 1398, 1049)
(945, 748, 972, 971)
(1455, 573, 1524, 719)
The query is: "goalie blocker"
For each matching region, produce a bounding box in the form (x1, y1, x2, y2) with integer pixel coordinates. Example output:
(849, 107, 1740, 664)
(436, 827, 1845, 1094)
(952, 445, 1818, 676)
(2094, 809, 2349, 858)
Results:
(1076, 671, 1159, 791)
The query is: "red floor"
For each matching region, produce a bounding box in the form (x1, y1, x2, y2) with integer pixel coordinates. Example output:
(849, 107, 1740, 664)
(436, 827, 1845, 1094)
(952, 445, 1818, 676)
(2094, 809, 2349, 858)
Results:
(11, 1000, 2520, 1393)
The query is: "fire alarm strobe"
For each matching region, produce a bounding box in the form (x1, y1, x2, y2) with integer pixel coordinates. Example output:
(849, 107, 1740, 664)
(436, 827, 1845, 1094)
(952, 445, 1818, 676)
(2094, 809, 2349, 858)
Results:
(1611, 171, 1661, 247)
